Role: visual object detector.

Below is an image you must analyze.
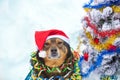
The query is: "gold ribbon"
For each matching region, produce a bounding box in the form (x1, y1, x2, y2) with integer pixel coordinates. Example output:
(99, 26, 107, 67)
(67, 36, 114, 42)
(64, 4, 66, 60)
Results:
(85, 31, 120, 51)
(84, 5, 120, 13)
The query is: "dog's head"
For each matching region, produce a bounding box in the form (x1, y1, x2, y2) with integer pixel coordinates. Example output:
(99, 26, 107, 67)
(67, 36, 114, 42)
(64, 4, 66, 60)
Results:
(34, 29, 73, 68)
(36, 38, 72, 68)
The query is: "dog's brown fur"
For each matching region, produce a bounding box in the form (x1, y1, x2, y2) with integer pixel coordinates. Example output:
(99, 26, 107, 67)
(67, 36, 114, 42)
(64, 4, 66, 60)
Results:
(43, 38, 69, 67)
(31, 38, 73, 79)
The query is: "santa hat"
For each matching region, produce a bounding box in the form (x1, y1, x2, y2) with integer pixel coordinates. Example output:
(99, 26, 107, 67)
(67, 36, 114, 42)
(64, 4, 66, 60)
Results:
(35, 29, 69, 58)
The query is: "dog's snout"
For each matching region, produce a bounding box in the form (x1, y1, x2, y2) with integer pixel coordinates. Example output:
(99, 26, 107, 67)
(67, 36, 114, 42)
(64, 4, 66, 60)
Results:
(51, 52, 58, 57)
(50, 48, 58, 57)
(51, 48, 57, 53)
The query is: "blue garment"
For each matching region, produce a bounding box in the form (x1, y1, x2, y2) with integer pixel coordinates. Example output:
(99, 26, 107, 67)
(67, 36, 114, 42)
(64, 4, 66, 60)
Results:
(25, 69, 32, 80)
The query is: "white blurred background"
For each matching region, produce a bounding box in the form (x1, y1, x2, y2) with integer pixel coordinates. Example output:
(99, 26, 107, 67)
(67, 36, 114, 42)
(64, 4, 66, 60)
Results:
(0, 0, 87, 80)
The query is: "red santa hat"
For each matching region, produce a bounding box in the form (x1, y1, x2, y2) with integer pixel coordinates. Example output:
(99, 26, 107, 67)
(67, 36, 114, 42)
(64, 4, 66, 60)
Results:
(35, 29, 69, 58)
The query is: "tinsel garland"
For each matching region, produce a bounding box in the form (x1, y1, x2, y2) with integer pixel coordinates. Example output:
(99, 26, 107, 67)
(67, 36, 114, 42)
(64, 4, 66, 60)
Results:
(84, 5, 120, 13)
(85, 31, 119, 51)
(32, 61, 81, 80)
(100, 75, 118, 80)
(84, 17, 120, 37)
(83, 0, 120, 9)
(25, 51, 82, 80)
(78, 47, 120, 78)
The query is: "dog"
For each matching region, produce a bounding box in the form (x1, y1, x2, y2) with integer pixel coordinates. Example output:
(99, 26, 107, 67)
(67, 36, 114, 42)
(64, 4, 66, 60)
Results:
(30, 38, 74, 79)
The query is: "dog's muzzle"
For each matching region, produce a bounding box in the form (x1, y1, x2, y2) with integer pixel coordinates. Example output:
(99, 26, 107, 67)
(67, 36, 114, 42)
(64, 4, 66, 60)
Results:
(49, 48, 60, 59)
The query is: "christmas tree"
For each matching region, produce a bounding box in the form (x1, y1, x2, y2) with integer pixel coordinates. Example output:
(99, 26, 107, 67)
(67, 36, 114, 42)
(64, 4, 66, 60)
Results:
(78, 0, 120, 80)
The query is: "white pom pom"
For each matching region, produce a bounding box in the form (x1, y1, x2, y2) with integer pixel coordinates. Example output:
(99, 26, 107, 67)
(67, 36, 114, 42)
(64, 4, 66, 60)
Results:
(38, 51, 46, 58)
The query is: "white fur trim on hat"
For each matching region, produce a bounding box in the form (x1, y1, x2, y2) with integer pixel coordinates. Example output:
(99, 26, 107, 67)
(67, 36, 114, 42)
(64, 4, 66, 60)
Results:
(47, 35, 70, 44)
(38, 51, 46, 58)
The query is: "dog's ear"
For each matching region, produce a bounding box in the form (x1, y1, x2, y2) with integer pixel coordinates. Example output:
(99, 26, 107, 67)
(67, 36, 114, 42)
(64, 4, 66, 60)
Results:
(64, 42, 73, 59)
(36, 50, 45, 64)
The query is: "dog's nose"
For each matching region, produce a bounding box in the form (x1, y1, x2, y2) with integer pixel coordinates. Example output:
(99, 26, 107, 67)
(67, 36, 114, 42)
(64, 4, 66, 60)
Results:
(51, 48, 57, 53)
(51, 48, 58, 57)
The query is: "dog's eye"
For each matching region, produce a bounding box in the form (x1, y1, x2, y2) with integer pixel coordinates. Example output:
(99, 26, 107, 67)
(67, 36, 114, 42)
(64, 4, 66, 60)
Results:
(44, 42, 50, 46)
(58, 42, 63, 45)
